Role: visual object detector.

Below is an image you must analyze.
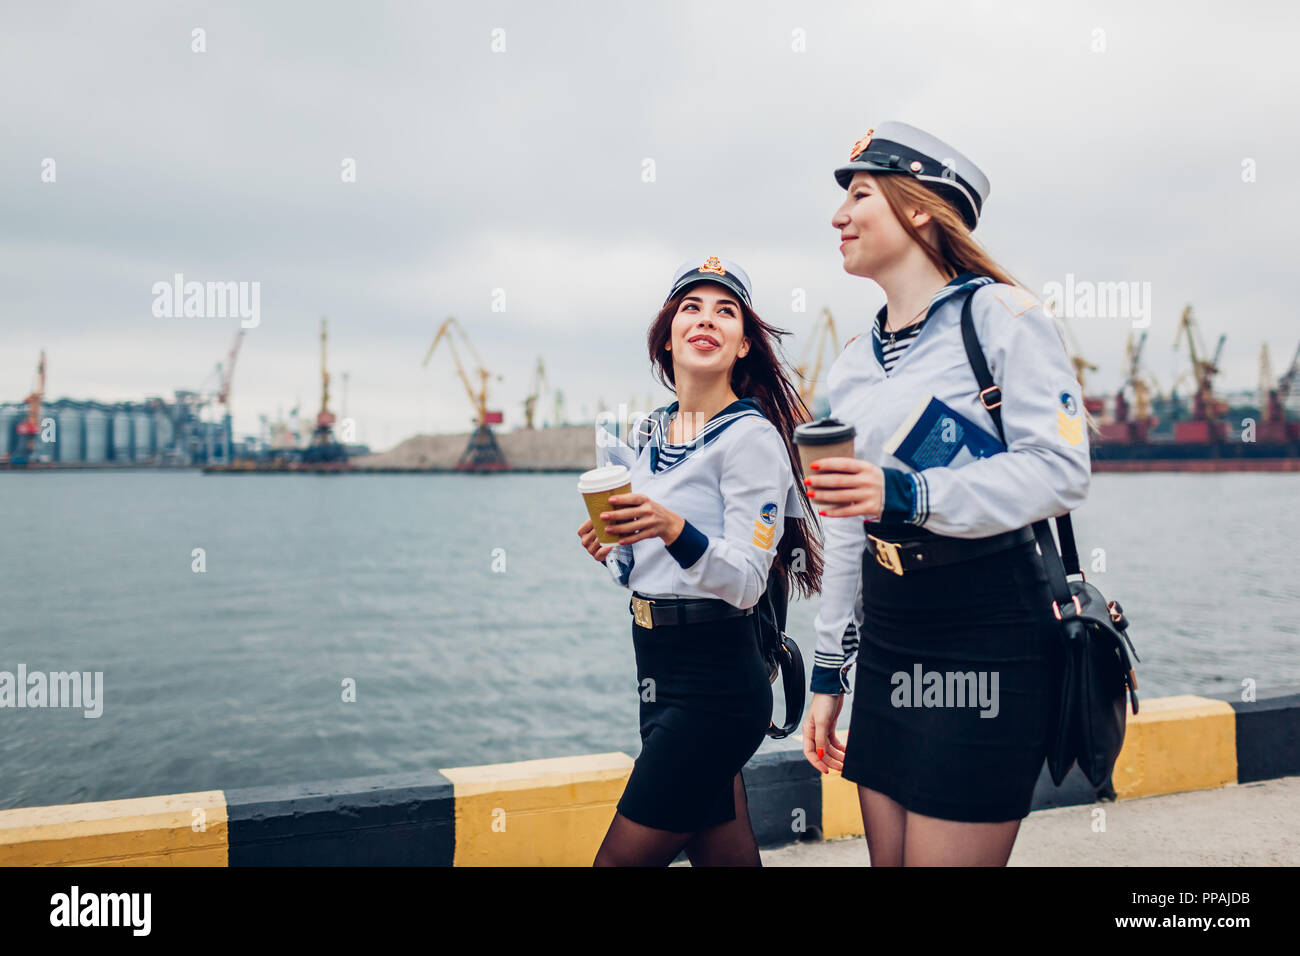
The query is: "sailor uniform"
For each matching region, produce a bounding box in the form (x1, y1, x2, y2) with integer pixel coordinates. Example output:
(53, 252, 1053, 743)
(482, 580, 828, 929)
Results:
(596, 398, 802, 610)
(593, 396, 803, 831)
(814, 269, 1089, 822)
(816, 123, 1090, 822)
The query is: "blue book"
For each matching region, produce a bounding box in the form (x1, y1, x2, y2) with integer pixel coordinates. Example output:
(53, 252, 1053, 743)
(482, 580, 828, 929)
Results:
(883, 395, 1006, 470)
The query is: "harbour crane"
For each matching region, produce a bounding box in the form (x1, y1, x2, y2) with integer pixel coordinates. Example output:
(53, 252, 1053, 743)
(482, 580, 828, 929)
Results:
(1277, 341, 1300, 404)
(422, 317, 507, 469)
(795, 308, 840, 416)
(214, 329, 244, 461)
(1259, 344, 1282, 422)
(11, 350, 46, 467)
(304, 317, 346, 463)
(1114, 331, 1156, 430)
(522, 357, 550, 429)
(1173, 305, 1229, 421)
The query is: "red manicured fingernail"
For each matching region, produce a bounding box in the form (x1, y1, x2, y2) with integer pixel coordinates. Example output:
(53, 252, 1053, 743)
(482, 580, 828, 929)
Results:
(810, 462, 820, 470)
(817, 747, 824, 760)
(818, 510, 826, 516)
(807, 491, 815, 498)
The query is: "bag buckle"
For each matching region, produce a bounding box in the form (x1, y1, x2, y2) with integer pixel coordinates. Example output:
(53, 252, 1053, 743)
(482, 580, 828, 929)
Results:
(1051, 595, 1083, 620)
(630, 596, 655, 629)
(868, 535, 905, 576)
(979, 386, 1002, 410)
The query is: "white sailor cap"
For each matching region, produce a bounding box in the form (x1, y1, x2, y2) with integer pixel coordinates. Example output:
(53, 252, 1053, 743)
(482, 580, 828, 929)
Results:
(833, 121, 991, 231)
(665, 255, 753, 308)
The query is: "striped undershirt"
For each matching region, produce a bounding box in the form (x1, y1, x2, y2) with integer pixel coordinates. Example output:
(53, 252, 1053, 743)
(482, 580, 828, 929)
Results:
(879, 320, 925, 373)
(656, 441, 690, 468)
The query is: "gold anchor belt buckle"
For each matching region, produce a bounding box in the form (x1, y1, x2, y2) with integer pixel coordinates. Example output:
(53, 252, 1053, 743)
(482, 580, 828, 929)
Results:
(868, 535, 905, 576)
(631, 596, 655, 629)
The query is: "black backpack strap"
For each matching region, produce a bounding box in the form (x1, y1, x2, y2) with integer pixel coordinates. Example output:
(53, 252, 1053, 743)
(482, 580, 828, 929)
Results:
(960, 293, 1004, 440)
(1055, 513, 1081, 577)
(959, 290, 1083, 587)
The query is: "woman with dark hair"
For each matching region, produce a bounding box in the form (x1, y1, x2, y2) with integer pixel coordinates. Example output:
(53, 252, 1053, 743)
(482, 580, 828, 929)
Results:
(576, 255, 822, 867)
(803, 122, 1091, 866)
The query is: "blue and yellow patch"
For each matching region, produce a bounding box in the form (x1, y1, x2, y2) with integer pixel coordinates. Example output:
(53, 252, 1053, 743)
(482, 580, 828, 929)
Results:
(752, 501, 778, 549)
(1057, 390, 1083, 445)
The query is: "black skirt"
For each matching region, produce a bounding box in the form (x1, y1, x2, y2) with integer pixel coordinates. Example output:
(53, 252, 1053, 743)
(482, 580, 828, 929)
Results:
(839, 524, 1062, 823)
(616, 607, 772, 833)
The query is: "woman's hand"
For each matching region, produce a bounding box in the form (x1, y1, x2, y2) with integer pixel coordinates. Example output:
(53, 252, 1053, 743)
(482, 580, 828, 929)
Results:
(803, 457, 884, 519)
(803, 692, 847, 774)
(576, 518, 614, 563)
(600, 493, 686, 546)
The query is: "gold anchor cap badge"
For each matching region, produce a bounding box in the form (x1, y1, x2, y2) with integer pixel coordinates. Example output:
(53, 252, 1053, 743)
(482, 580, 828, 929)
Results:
(849, 129, 875, 161)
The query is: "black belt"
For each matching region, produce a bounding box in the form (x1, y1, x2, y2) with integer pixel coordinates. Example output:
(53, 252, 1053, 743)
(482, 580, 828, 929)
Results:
(628, 593, 754, 629)
(863, 524, 1035, 575)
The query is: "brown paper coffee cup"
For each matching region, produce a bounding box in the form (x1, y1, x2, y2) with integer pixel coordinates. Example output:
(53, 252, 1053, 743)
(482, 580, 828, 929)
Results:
(578, 465, 634, 545)
(793, 418, 858, 473)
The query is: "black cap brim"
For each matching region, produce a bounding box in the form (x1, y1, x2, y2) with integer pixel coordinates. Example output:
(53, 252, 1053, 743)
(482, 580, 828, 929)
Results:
(835, 160, 908, 189)
(666, 273, 751, 308)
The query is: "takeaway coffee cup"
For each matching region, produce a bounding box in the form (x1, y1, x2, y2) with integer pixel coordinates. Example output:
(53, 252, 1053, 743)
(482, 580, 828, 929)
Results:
(578, 464, 633, 545)
(793, 418, 857, 473)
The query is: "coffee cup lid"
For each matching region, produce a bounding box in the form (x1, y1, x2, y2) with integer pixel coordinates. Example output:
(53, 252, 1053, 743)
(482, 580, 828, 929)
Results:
(793, 417, 856, 445)
(578, 464, 631, 493)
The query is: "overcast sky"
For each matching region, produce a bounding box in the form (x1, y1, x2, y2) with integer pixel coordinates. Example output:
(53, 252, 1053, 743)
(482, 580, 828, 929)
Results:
(3, 1, 1296, 450)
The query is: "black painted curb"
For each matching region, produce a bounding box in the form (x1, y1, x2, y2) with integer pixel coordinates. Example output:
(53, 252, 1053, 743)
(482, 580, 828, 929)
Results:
(744, 750, 823, 847)
(225, 771, 455, 866)
(1209, 686, 1300, 784)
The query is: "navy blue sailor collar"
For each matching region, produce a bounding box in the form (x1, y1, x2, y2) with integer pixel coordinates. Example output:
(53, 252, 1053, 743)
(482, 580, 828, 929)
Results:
(642, 397, 765, 473)
(869, 271, 995, 369)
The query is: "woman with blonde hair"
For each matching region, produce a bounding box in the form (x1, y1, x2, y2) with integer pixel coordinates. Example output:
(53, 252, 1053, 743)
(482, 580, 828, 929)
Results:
(803, 122, 1091, 865)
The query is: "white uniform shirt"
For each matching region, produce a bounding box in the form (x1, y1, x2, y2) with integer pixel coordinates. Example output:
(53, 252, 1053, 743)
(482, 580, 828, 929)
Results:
(593, 399, 802, 610)
(811, 274, 1092, 692)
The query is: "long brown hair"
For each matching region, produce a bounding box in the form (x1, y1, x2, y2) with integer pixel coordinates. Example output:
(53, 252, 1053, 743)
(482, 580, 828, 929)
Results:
(873, 173, 1096, 431)
(646, 289, 824, 600)
(873, 173, 1020, 287)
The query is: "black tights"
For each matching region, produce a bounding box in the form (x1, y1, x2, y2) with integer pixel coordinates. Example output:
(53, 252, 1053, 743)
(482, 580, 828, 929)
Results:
(593, 772, 762, 867)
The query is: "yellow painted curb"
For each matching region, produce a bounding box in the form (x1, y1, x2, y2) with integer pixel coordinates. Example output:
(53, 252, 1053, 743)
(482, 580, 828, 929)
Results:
(0, 791, 228, 866)
(1111, 695, 1237, 800)
(442, 752, 633, 866)
(820, 770, 864, 839)
(818, 731, 864, 839)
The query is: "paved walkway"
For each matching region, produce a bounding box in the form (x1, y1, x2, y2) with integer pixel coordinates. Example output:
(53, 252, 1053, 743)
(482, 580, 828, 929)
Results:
(757, 776, 1300, 866)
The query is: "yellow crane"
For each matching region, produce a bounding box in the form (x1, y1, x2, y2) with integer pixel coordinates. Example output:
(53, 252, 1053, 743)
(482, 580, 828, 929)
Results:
(305, 317, 346, 463)
(1173, 304, 1228, 421)
(422, 317, 507, 469)
(795, 308, 840, 413)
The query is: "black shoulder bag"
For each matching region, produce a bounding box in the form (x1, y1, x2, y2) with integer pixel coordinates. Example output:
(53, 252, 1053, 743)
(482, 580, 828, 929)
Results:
(756, 563, 805, 739)
(633, 408, 805, 740)
(959, 292, 1140, 788)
